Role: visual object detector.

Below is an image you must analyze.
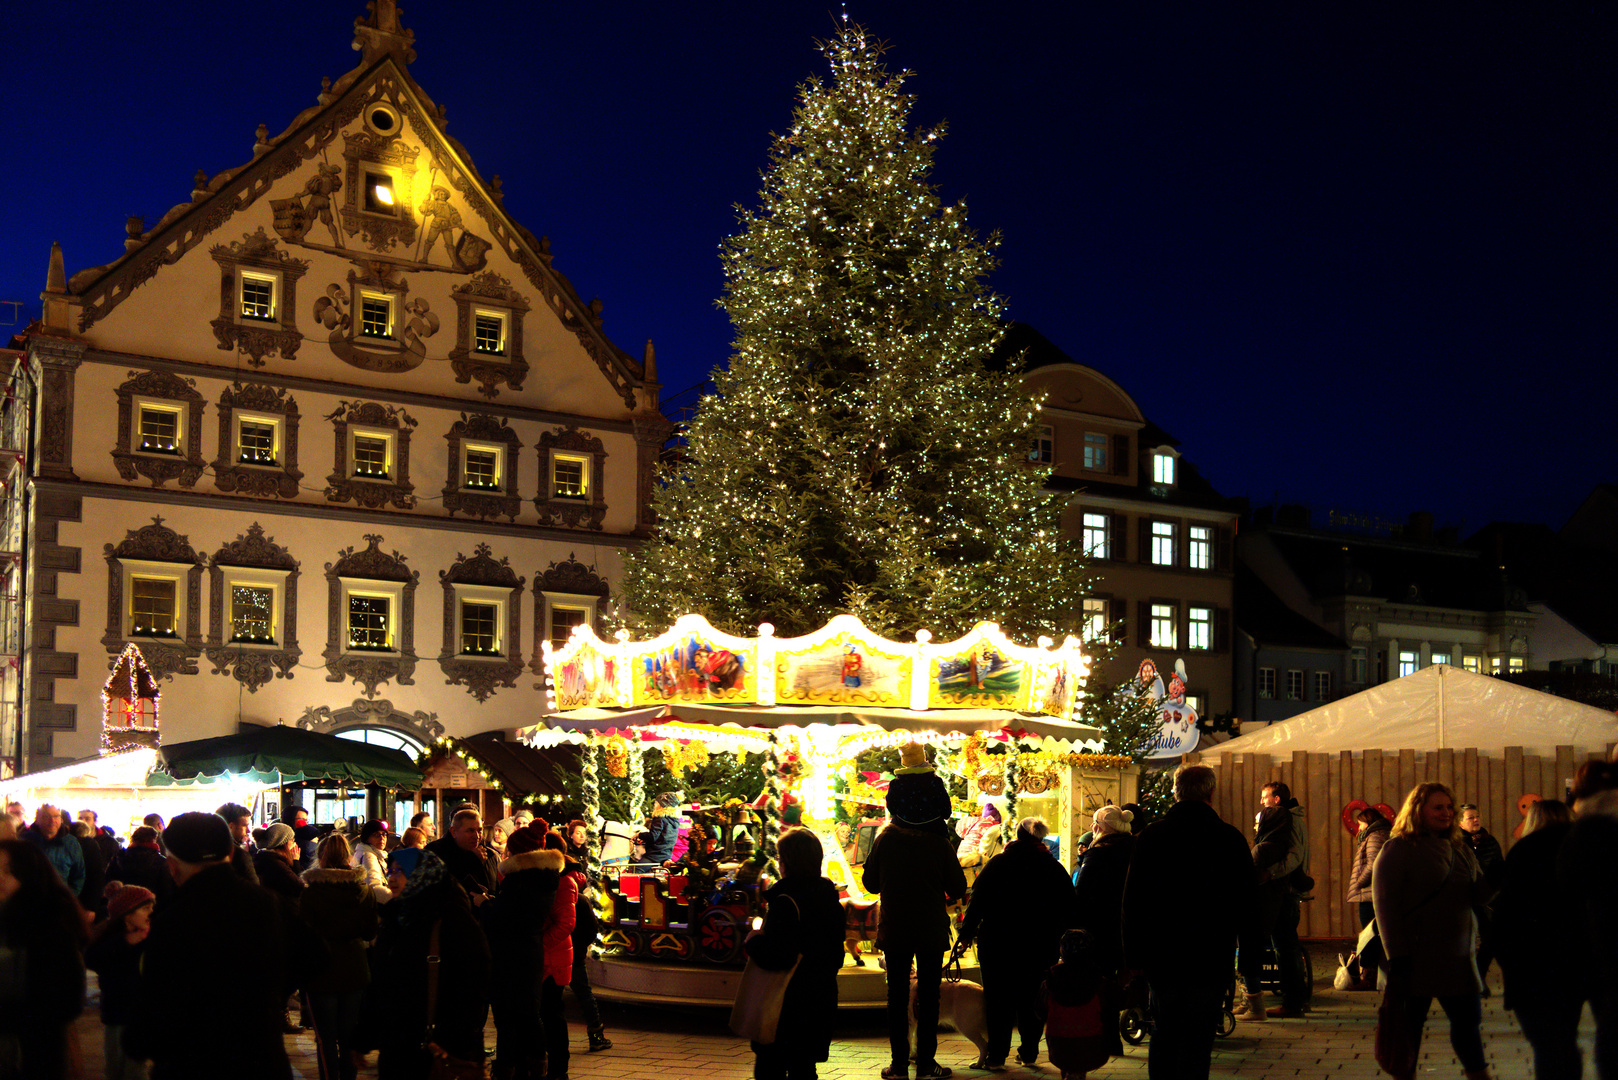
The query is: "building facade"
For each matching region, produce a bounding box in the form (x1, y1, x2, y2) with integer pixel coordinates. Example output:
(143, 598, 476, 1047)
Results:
(1013, 326, 1240, 723)
(3, 4, 671, 774)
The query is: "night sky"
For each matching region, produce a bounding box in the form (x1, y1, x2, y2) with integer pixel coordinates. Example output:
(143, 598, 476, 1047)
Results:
(5, 3, 1610, 533)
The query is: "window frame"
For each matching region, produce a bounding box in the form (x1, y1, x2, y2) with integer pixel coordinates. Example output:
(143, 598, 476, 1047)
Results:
(234, 411, 283, 468)
(239, 270, 278, 323)
(448, 582, 511, 659)
(1462, 655, 1481, 674)
(1152, 451, 1176, 486)
(349, 426, 395, 482)
(1187, 606, 1213, 651)
(1350, 646, 1368, 683)
(221, 565, 290, 647)
(1081, 512, 1110, 559)
(1398, 651, 1419, 678)
(460, 441, 505, 492)
(359, 291, 395, 339)
(1257, 666, 1276, 700)
(1082, 431, 1108, 472)
(472, 310, 507, 356)
(1285, 668, 1304, 701)
(541, 592, 599, 652)
(1081, 597, 1108, 643)
(134, 398, 186, 458)
(1188, 525, 1212, 570)
(1030, 423, 1054, 465)
(1313, 670, 1332, 702)
(1149, 601, 1177, 649)
(551, 453, 591, 500)
(338, 576, 406, 657)
(121, 558, 189, 641)
(1430, 651, 1452, 667)
(1150, 520, 1177, 567)
(363, 170, 398, 217)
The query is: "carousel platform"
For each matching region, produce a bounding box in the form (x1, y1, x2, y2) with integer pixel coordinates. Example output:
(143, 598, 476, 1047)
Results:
(587, 952, 982, 1009)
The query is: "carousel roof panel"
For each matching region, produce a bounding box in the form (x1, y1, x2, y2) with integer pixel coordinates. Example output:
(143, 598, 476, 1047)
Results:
(546, 702, 1104, 745)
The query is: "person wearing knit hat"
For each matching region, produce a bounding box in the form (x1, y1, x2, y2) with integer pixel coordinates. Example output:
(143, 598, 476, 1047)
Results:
(885, 742, 955, 841)
(640, 793, 683, 866)
(86, 884, 158, 1079)
(124, 814, 293, 1080)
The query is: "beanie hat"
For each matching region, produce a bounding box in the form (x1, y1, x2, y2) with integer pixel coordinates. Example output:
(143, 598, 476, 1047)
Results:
(261, 822, 297, 852)
(1092, 805, 1134, 836)
(506, 823, 544, 856)
(898, 742, 928, 770)
(107, 884, 156, 923)
(388, 846, 426, 879)
(654, 791, 681, 808)
(543, 831, 568, 852)
(163, 812, 236, 863)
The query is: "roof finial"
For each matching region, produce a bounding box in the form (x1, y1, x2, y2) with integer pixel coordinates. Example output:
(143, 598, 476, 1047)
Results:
(45, 242, 66, 295)
(353, 0, 417, 66)
(642, 339, 658, 384)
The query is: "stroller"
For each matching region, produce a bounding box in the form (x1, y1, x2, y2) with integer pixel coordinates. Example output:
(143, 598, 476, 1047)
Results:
(1118, 970, 1237, 1045)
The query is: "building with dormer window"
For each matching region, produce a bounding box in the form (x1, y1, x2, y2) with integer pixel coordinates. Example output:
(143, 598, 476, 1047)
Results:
(1, 2, 672, 779)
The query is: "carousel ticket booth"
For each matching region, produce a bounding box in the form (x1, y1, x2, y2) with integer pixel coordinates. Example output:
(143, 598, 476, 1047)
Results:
(536, 613, 1137, 1007)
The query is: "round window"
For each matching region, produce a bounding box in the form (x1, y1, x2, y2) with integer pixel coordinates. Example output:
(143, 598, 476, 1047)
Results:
(366, 103, 400, 137)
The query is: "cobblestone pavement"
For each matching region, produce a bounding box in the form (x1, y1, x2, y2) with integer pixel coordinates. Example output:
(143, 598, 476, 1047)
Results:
(71, 950, 1596, 1079)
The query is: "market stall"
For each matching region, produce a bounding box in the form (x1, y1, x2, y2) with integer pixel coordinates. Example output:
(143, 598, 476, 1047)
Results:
(535, 612, 1137, 1006)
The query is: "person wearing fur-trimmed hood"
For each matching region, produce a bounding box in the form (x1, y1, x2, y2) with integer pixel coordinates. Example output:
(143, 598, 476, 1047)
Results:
(486, 824, 561, 1080)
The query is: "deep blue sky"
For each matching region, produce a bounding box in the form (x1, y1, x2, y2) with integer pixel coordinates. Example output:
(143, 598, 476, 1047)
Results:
(5, 3, 1611, 533)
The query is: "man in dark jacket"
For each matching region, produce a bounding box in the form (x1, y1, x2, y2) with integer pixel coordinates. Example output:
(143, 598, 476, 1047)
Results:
(111, 825, 175, 908)
(126, 812, 292, 1080)
(425, 808, 499, 905)
(1123, 764, 1255, 1080)
(1235, 780, 1311, 1020)
(70, 820, 109, 916)
(863, 820, 968, 1080)
(216, 801, 261, 886)
(78, 809, 123, 869)
(959, 817, 1077, 1069)
(1460, 802, 1505, 993)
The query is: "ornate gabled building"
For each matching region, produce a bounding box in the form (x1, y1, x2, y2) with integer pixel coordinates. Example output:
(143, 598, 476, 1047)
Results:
(2, 1, 672, 775)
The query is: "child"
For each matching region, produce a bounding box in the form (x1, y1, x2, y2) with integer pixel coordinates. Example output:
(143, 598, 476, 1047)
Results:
(1042, 930, 1114, 1080)
(884, 742, 954, 840)
(85, 883, 156, 1080)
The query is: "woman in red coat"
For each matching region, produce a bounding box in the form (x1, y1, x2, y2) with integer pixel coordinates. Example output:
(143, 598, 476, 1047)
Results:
(537, 837, 578, 1080)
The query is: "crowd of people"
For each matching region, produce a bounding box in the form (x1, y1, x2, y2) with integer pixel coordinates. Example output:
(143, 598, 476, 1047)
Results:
(0, 799, 612, 1080)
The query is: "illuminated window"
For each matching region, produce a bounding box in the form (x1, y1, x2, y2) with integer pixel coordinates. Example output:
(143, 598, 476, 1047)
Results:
(352, 432, 392, 479)
(1399, 651, 1419, 677)
(460, 601, 499, 655)
(463, 444, 501, 490)
(364, 172, 396, 215)
(230, 585, 275, 644)
(473, 312, 506, 355)
(1153, 452, 1176, 485)
(237, 416, 279, 466)
(1149, 603, 1176, 649)
(131, 577, 177, 638)
(1188, 606, 1212, 651)
(1082, 598, 1107, 642)
(1508, 657, 1525, 673)
(347, 594, 392, 651)
(1351, 647, 1368, 683)
(553, 455, 588, 499)
(1151, 521, 1176, 566)
(1258, 667, 1276, 699)
(240, 273, 276, 320)
(360, 294, 393, 338)
(137, 405, 181, 455)
(1029, 424, 1054, 465)
(1081, 513, 1109, 559)
(1285, 669, 1304, 701)
(1083, 432, 1108, 471)
(1314, 670, 1332, 701)
(1431, 651, 1451, 666)
(550, 606, 588, 649)
(1189, 526, 1212, 570)
(1462, 656, 1480, 673)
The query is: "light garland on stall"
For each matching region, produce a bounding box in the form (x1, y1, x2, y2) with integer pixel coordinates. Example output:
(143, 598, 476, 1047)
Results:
(763, 729, 782, 873)
(627, 730, 645, 824)
(582, 742, 602, 884)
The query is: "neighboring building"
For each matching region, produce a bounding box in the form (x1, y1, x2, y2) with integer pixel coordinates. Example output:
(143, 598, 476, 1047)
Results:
(1, 3, 672, 777)
(1470, 485, 1618, 674)
(1239, 507, 1534, 705)
(1233, 563, 1348, 727)
(1011, 325, 1240, 723)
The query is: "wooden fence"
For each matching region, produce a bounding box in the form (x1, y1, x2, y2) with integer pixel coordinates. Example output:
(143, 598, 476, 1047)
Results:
(1184, 743, 1617, 940)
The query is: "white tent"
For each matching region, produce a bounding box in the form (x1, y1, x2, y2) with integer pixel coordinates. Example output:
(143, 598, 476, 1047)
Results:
(1201, 664, 1618, 759)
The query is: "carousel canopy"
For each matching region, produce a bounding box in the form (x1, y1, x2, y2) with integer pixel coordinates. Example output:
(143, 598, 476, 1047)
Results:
(150, 724, 422, 788)
(540, 613, 1098, 745)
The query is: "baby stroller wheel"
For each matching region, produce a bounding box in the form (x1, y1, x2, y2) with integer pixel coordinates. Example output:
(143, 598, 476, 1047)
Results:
(1120, 1007, 1149, 1045)
(1217, 1007, 1237, 1038)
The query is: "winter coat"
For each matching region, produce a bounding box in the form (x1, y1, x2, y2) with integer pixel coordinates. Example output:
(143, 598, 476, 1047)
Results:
(1122, 798, 1255, 983)
(961, 836, 1077, 968)
(886, 768, 954, 828)
(252, 848, 328, 996)
(955, 810, 1002, 864)
(861, 823, 969, 953)
(424, 835, 499, 899)
(353, 841, 389, 892)
(76, 832, 108, 914)
(1556, 790, 1618, 1005)
(743, 874, 846, 1063)
(1072, 831, 1135, 974)
(1042, 959, 1113, 1074)
(1265, 798, 1310, 894)
(1347, 818, 1391, 903)
(0, 870, 86, 1042)
(110, 842, 174, 909)
(125, 863, 290, 1080)
(642, 813, 679, 864)
(1463, 826, 1505, 889)
(570, 862, 601, 952)
(371, 875, 491, 1066)
(253, 848, 305, 902)
(299, 866, 380, 994)
(93, 829, 121, 872)
(229, 844, 260, 887)
(1373, 831, 1492, 996)
(542, 853, 580, 986)
(486, 849, 559, 1011)
(84, 926, 145, 1025)
(1495, 820, 1577, 1011)
(21, 824, 85, 896)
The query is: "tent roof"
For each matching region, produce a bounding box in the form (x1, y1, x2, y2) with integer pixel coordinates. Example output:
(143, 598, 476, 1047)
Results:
(151, 725, 422, 787)
(1201, 664, 1618, 759)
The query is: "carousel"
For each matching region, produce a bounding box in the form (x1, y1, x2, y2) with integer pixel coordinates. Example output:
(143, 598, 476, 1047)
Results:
(533, 613, 1138, 1007)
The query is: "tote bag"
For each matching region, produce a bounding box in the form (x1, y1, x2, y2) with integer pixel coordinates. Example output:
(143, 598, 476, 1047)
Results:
(729, 895, 802, 1044)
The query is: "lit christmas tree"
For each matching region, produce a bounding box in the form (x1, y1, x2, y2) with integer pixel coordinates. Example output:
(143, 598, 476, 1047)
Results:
(622, 26, 1090, 641)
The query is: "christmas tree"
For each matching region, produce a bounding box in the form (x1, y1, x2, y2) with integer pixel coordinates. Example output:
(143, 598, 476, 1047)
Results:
(621, 26, 1090, 642)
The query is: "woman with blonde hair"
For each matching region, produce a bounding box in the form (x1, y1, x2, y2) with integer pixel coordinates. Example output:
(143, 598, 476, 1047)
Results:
(1372, 782, 1495, 1080)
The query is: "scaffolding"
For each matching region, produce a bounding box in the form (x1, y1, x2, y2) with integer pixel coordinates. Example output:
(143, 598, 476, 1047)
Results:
(0, 354, 29, 779)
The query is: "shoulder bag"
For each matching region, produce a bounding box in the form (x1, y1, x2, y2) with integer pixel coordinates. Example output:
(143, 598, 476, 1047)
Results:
(729, 894, 802, 1045)
(426, 920, 488, 1080)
